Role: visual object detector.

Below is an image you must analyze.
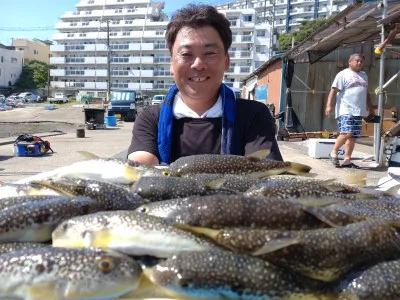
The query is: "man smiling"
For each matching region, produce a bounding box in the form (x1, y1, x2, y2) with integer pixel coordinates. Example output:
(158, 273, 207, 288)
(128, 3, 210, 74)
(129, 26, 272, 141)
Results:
(127, 4, 282, 165)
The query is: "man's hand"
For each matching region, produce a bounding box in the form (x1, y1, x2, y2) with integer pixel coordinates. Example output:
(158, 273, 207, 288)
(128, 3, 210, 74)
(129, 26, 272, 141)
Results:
(325, 105, 333, 117)
(326, 88, 338, 117)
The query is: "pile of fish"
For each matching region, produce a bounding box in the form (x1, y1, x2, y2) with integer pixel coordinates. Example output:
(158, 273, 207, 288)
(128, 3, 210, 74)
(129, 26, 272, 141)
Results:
(1, 149, 400, 299)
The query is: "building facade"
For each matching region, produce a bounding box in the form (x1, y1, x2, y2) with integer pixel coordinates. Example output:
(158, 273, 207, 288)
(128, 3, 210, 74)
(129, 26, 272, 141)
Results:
(0, 45, 23, 88)
(50, 0, 349, 98)
(12, 39, 52, 66)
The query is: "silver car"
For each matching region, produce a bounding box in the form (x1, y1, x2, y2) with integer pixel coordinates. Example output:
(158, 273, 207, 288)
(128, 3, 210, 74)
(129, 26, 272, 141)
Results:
(6, 96, 24, 107)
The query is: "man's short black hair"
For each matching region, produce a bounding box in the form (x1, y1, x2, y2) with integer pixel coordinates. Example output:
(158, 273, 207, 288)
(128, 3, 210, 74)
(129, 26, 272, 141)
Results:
(166, 4, 232, 54)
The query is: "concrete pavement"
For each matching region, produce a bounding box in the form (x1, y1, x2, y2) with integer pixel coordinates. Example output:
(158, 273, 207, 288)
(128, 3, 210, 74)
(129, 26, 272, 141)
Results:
(0, 105, 390, 185)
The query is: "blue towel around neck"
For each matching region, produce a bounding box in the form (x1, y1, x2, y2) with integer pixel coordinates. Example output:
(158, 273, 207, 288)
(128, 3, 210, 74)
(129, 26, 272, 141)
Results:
(157, 83, 237, 164)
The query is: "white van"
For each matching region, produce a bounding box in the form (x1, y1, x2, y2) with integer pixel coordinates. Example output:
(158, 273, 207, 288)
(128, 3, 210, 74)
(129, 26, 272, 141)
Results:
(151, 95, 165, 105)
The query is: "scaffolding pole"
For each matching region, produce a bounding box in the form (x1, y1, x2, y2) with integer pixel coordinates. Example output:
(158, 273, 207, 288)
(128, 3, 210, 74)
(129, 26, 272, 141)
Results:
(375, 0, 388, 166)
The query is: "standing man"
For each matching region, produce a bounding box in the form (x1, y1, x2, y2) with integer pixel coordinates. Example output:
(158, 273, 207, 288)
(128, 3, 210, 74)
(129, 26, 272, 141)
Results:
(127, 4, 282, 165)
(325, 53, 374, 168)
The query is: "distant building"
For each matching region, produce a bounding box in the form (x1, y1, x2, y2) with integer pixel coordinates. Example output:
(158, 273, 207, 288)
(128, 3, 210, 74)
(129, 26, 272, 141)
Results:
(0, 44, 23, 87)
(12, 38, 52, 65)
(49, 0, 349, 97)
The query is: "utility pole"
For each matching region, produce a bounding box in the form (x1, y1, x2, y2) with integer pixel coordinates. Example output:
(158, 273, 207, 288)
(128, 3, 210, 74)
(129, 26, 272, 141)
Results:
(269, 0, 276, 58)
(106, 20, 111, 102)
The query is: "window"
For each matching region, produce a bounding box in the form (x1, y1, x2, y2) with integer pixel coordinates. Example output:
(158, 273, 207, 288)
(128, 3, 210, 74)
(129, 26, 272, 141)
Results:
(82, 22, 89, 26)
(122, 31, 130, 36)
(156, 31, 164, 36)
(114, 9, 122, 13)
(110, 32, 117, 36)
(70, 22, 78, 26)
(117, 0, 124, 2)
(85, 10, 92, 14)
(112, 20, 119, 24)
(88, 0, 94, 3)
(256, 30, 266, 37)
(11, 57, 18, 63)
(243, 15, 253, 22)
(125, 20, 133, 24)
(0, 56, 3, 63)
(79, 33, 87, 37)
(67, 33, 75, 37)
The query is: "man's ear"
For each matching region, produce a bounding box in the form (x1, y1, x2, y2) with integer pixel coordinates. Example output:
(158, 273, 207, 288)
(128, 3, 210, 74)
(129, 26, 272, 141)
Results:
(224, 52, 231, 71)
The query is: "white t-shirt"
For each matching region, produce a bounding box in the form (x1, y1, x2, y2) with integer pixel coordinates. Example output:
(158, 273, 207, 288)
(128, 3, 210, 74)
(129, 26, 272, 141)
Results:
(332, 68, 368, 119)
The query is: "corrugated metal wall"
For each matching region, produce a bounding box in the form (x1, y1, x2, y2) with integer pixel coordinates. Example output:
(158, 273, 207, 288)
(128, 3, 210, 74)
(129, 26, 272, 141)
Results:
(290, 47, 400, 132)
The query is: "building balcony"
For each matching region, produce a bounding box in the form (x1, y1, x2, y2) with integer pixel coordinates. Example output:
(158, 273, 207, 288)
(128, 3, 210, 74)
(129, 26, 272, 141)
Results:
(110, 69, 153, 77)
(60, 7, 153, 21)
(290, 8, 314, 15)
(153, 70, 172, 76)
(50, 57, 66, 64)
(229, 50, 253, 59)
(51, 81, 108, 90)
(75, 0, 145, 8)
(128, 82, 153, 90)
(50, 44, 109, 52)
(291, 0, 316, 6)
(50, 69, 65, 76)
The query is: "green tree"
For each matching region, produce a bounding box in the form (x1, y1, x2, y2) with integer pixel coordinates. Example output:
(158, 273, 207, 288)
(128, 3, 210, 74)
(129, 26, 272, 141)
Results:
(15, 60, 50, 89)
(278, 18, 328, 52)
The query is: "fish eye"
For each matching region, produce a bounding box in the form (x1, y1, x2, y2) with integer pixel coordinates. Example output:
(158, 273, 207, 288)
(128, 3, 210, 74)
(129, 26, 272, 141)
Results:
(138, 206, 149, 214)
(62, 223, 69, 231)
(179, 278, 193, 288)
(98, 257, 114, 274)
(162, 171, 171, 176)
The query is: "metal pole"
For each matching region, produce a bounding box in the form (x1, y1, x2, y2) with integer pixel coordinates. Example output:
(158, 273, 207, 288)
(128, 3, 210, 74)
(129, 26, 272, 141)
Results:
(139, 1, 150, 97)
(375, 0, 387, 166)
(269, 0, 275, 58)
(107, 20, 111, 102)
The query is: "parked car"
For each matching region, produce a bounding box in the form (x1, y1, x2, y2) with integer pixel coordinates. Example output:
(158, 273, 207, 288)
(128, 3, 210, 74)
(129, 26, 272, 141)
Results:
(0, 94, 5, 103)
(151, 95, 165, 105)
(48, 92, 69, 104)
(19, 92, 39, 103)
(6, 96, 24, 107)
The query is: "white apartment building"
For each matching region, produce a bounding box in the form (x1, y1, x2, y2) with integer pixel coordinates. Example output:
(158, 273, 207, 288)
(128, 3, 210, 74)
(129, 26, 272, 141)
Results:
(50, 0, 349, 97)
(0, 45, 23, 88)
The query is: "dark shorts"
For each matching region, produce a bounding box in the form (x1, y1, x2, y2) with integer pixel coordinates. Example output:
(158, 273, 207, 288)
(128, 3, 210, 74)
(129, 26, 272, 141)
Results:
(337, 115, 363, 138)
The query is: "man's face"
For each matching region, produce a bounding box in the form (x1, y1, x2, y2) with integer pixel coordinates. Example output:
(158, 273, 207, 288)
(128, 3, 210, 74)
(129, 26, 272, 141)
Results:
(170, 26, 230, 102)
(348, 56, 365, 72)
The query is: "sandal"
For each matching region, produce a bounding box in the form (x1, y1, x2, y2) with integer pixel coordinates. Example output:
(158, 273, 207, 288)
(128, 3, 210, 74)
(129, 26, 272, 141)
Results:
(328, 153, 340, 167)
(341, 162, 360, 169)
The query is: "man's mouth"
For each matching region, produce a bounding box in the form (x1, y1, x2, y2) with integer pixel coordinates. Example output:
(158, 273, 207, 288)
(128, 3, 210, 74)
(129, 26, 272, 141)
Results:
(189, 77, 207, 82)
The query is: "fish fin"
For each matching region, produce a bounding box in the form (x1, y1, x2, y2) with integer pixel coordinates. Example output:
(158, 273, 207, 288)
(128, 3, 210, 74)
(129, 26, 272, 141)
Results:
(174, 224, 220, 240)
(205, 179, 226, 190)
(345, 171, 367, 187)
(121, 273, 167, 299)
(302, 206, 342, 228)
(288, 162, 312, 175)
(252, 238, 300, 256)
(246, 149, 270, 161)
(321, 180, 347, 192)
(82, 229, 111, 248)
(77, 150, 100, 160)
(124, 167, 141, 183)
(30, 180, 75, 197)
(25, 280, 66, 300)
(382, 184, 400, 198)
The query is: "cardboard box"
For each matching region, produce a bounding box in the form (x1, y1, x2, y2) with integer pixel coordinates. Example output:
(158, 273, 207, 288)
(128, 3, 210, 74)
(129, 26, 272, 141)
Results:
(362, 120, 397, 137)
(308, 138, 345, 159)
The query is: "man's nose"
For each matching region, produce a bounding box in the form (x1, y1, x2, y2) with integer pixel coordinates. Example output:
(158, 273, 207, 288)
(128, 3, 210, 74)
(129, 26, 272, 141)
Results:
(191, 56, 207, 69)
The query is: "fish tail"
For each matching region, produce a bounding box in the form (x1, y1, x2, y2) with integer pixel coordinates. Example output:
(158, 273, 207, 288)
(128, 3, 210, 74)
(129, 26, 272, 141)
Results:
(288, 162, 312, 175)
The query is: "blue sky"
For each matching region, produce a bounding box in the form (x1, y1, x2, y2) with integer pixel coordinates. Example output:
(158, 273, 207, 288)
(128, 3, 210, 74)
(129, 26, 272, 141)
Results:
(0, 0, 220, 46)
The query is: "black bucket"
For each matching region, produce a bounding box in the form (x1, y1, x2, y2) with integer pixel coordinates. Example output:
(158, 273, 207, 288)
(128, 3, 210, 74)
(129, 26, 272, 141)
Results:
(76, 128, 85, 138)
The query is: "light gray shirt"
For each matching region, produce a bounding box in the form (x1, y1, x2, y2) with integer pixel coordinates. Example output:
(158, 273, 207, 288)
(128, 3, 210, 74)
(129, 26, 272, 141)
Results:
(332, 68, 368, 118)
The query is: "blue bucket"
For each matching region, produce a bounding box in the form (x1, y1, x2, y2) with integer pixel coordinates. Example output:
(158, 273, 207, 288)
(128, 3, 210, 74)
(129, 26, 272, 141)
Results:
(105, 115, 117, 127)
